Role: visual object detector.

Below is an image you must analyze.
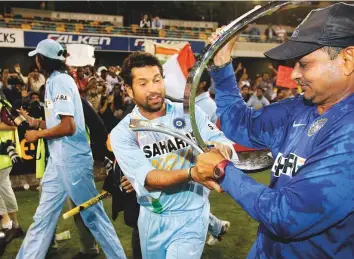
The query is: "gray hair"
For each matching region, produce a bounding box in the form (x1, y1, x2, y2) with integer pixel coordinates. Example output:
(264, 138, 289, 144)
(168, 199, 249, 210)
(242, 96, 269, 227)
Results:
(321, 46, 343, 60)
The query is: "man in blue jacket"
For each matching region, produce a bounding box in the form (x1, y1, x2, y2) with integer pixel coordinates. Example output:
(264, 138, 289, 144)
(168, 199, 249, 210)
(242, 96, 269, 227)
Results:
(191, 2, 354, 258)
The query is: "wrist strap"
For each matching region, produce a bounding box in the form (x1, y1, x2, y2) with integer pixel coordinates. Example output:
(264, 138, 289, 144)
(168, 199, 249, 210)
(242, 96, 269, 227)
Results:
(211, 58, 233, 72)
(188, 166, 195, 182)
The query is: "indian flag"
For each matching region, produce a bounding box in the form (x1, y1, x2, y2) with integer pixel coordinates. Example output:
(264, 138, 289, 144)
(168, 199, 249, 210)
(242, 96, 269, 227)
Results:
(144, 40, 196, 100)
(162, 44, 196, 100)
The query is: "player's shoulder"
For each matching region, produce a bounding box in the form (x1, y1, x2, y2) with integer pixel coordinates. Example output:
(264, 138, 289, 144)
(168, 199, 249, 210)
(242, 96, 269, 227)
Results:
(50, 72, 75, 88)
(111, 112, 134, 140)
(268, 95, 312, 113)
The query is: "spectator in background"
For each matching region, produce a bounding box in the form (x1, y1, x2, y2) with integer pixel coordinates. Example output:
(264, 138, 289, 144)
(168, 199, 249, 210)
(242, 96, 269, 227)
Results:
(0, 96, 25, 257)
(39, 1, 46, 10)
(107, 67, 121, 95)
(99, 90, 119, 133)
(140, 14, 151, 29)
(252, 74, 263, 91)
(238, 69, 250, 88)
(288, 87, 300, 98)
(97, 66, 118, 94)
(83, 66, 95, 78)
(74, 67, 88, 95)
(116, 66, 122, 75)
(14, 65, 45, 93)
(20, 92, 45, 119)
(195, 69, 217, 123)
(151, 16, 163, 35)
(97, 66, 107, 81)
(241, 85, 251, 102)
(264, 23, 276, 42)
(271, 88, 288, 103)
(247, 87, 270, 110)
(4, 83, 25, 108)
(112, 84, 125, 121)
(0, 69, 10, 93)
(247, 23, 261, 42)
(259, 72, 274, 101)
(84, 77, 104, 113)
(275, 24, 287, 43)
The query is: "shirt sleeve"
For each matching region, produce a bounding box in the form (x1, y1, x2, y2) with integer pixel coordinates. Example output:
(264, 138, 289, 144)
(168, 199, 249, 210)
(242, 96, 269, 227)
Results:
(51, 74, 76, 119)
(211, 64, 297, 150)
(195, 105, 238, 162)
(263, 97, 270, 106)
(220, 121, 354, 240)
(110, 119, 160, 199)
(247, 96, 253, 107)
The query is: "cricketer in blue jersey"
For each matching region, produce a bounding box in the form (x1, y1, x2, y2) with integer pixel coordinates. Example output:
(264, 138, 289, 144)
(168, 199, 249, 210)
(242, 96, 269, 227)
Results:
(192, 3, 354, 259)
(111, 52, 238, 259)
(16, 39, 126, 259)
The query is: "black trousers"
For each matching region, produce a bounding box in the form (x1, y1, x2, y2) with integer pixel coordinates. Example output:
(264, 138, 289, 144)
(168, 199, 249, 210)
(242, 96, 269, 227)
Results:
(132, 227, 142, 259)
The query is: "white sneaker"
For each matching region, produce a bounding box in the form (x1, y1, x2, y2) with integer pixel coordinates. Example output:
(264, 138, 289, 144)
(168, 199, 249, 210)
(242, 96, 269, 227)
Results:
(207, 221, 230, 246)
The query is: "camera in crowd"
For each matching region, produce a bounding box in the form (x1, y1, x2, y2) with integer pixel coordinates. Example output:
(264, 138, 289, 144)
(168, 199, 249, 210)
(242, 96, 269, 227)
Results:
(0, 99, 30, 138)
(0, 140, 22, 165)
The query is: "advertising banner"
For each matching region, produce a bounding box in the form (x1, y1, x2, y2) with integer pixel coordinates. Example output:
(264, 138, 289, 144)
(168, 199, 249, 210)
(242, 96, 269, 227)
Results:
(0, 28, 24, 48)
(24, 31, 205, 53)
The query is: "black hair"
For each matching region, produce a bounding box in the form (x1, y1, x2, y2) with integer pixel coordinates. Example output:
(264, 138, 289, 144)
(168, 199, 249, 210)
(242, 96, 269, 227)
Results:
(241, 85, 249, 90)
(36, 53, 67, 76)
(121, 51, 164, 87)
(200, 69, 211, 92)
(256, 87, 265, 93)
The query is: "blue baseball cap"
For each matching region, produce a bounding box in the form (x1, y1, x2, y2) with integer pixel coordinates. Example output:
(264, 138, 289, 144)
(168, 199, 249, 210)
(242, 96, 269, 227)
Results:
(28, 39, 66, 61)
(265, 2, 354, 60)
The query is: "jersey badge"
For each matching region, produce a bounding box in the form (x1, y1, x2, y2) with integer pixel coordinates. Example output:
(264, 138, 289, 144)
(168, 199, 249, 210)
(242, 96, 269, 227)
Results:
(173, 117, 186, 130)
(308, 118, 327, 137)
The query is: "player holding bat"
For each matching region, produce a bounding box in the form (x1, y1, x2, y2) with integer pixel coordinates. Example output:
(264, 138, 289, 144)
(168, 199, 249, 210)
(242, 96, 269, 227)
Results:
(16, 39, 126, 259)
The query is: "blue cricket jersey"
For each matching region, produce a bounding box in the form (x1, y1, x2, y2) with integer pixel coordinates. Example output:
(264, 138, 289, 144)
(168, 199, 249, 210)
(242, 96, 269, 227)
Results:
(211, 64, 354, 258)
(111, 100, 237, 214)
(44, 71, 92, 166)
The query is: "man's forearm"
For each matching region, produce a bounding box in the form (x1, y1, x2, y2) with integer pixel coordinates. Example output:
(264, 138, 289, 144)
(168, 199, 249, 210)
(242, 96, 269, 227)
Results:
(145, 169, 189, 190)
(0, 122, 16, 131)
(39, 120, 46, 129)
(37, 119, 75, 139)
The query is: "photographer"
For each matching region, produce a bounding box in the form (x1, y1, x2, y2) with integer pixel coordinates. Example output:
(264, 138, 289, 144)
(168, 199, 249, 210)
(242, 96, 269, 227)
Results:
(14, 64, 45, 93)
(1, 69, 23, 105)
(20, 92, 45, 120)
(99, 89, 119, 133)
(0, 97, 25, 256)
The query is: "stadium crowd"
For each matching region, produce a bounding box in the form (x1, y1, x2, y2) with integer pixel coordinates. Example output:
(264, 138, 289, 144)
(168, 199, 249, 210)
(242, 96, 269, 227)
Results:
(0, 48, 300, 258)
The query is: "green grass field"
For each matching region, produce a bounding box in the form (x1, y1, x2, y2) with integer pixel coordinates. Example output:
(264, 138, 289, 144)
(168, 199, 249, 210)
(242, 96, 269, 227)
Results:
(3, 170, 271, 259)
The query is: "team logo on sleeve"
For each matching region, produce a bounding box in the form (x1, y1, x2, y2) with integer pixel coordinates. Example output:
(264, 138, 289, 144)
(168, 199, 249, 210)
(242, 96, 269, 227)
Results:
(308, 118, 327, 137)
(53, 94, 71, 102)
(173, 118, 186, 129)
(44, 100, 53, 109)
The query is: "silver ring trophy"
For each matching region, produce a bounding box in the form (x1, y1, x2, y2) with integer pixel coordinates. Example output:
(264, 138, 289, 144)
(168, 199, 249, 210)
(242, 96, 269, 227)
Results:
(130, 1, 305, 172)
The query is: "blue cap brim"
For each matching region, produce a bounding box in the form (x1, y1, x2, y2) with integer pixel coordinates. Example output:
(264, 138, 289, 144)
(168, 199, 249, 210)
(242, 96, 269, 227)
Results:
(28, 49, 38, 57)
(264, 40, 322, 61)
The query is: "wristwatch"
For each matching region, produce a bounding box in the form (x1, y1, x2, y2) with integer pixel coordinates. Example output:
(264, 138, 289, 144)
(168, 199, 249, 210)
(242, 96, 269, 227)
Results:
(213, 159, 230, 182)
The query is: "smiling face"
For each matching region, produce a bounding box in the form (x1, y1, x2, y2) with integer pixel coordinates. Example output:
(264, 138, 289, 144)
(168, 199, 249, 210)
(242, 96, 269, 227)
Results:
(291, 47, 350, 105)
(125, 65, 165, 113)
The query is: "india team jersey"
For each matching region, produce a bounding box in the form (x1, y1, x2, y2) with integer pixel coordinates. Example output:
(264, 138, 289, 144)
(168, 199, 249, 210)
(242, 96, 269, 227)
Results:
(212, 64, 354, 258)
(111, 100, 236, 214)
(44, 71, 92, 166)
